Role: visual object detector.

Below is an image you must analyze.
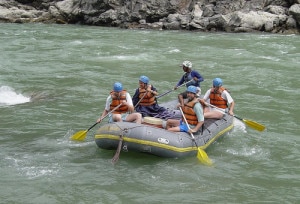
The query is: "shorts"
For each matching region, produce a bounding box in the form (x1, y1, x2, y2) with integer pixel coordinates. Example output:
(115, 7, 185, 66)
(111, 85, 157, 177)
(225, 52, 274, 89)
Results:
(179, 120, 189, 132)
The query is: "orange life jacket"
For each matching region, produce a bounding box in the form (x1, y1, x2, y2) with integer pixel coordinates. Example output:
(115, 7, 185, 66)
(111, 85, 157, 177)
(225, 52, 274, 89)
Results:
(109, 90, 129, 114)
(182, 99, 199, 125)
(138, 88, 156, 106)
(209, 87, 228, 109)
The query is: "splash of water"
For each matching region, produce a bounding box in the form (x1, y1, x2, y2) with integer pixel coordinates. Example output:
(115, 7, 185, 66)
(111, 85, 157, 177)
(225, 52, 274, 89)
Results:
(0, 85, 30, 106)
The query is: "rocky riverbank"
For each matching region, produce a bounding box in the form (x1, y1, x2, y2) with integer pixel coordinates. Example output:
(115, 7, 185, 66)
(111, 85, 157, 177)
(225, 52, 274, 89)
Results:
(1, 0, 299, 34)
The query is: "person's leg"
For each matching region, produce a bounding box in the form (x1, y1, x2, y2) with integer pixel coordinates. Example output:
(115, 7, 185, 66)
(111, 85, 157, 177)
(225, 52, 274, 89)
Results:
(204, 111, 224, 119)
(203, 106, 210, 113)
(168, 126, 181, 132)
(166, 119, 180, 130)
(167, 120, 188, 132)
(112, 114, 122, 122)
(125, 112, 142, 124)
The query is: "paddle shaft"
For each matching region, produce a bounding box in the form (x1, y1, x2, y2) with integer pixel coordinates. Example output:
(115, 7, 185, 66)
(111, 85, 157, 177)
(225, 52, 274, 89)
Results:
(134, 90, 148, 108)
(100, 103, 123, 120)
(204, 102, 238, 120)
(71, 103, 124, 141)
(87, 103, 123, 131)
(87, 122, 99, 132)
(156, 79, 194, 99)
(204, 102, 265, 131)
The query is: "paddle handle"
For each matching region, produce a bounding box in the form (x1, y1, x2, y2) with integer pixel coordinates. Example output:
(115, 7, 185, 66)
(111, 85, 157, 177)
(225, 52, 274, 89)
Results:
(176, 79, 194, 89)
(156, 79, 194, 99)
(156, 89, 172, 99)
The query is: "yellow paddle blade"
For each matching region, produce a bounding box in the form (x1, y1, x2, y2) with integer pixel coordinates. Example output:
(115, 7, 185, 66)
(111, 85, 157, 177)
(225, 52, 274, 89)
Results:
(197, 148, 213, 166)
(243, 119, 265, 131)
(70, 130, 88, 141)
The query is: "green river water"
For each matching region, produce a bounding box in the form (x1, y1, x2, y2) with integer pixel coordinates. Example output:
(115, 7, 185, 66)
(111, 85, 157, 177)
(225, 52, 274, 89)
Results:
(0, 23, 299, 203)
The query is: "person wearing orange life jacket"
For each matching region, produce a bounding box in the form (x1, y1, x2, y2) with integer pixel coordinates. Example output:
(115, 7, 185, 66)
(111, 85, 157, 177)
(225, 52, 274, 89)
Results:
(199, 78, 235, 119)
(132, 75, 167, 117)
(97, 82, 142, 124)
(166, 86, 204, 133)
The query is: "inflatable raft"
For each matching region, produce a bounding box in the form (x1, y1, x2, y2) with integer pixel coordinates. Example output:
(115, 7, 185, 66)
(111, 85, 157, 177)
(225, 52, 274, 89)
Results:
(94, 100, 234, 158)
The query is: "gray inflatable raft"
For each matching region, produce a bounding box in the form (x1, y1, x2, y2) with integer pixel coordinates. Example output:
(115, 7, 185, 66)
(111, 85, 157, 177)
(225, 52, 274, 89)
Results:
(94, 100, 234, 158)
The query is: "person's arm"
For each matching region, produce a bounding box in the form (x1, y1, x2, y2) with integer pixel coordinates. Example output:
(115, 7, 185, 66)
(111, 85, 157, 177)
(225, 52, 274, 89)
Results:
(147, 84, 157, 96)
(125, 92, 134, 113)
(97, 109, 109, 123)
(174, 76, 184, 89)
(228, 100, 235, 116)
(191, 70, 204, 83)
(132, 89, 139, 106)
(97, 96, 111, 122)
(189, 103, 204, 133)
(223, 90, 234, 115)
(199, 89, 210, 105)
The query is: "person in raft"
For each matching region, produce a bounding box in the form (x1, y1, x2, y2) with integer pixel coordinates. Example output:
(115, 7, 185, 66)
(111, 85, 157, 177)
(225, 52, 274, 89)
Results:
(132, 75, 167, 117)
(174, 60, 204, 107)
(166, 85, 204, 133)
(199, 77, 235, 119)
(97, 82, 142, 124)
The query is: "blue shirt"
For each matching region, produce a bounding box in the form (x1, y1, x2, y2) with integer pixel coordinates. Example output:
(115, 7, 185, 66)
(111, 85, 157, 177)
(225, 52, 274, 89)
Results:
(176, 70, 204, 87)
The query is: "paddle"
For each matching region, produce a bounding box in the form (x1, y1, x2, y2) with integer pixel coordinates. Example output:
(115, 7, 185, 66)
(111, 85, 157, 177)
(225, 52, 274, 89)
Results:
(70, 103, 123, 141)
(205, 103, 265, 131)
(111, 134, 123, 165)
(179, 107, 213, 165)
(134, 89, 148, 108)
(156, 79, 194, 99)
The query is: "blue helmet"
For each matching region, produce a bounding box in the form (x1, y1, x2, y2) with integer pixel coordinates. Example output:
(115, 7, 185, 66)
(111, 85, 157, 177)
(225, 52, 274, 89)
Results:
(139, 75, 149, 84)
(213, 78, 223, 87)
(113, 82, 123, 92)
(187, 85, 197, 94)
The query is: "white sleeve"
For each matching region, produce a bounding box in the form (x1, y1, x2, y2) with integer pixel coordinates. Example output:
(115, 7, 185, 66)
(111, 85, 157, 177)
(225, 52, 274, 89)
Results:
(222, 90, 234, 104)
(104, 95, 111, 111)
(126, 92, 133, 106)
(203, 89, 211, 101)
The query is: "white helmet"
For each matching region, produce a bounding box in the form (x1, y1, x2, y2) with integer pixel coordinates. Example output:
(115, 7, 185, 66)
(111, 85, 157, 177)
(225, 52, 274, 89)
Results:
(182, 60, 192, 68)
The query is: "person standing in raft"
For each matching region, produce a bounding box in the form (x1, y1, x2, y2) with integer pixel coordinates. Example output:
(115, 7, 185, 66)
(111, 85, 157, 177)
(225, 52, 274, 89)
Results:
(166, 86, 204, 133)
(174, 60, 204, 107)
(199, 78, 235, 119)
(132, 75, 167, 117)
(97, 82, 142, 124)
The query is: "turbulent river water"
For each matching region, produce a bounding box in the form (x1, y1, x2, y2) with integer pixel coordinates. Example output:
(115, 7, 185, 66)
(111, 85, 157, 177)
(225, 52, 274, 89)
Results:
(0, 23, 299, 203)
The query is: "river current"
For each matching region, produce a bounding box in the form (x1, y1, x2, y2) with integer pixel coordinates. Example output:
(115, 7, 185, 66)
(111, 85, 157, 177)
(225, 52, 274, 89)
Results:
(0, 23, 299, 203)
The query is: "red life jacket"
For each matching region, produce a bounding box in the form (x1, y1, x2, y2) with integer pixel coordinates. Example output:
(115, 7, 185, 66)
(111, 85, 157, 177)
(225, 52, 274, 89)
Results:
(138, 88, 156, 106)
(110, 90, 128, 114)
(209, 87, 228, 109)
(182, 99, 199, 125)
